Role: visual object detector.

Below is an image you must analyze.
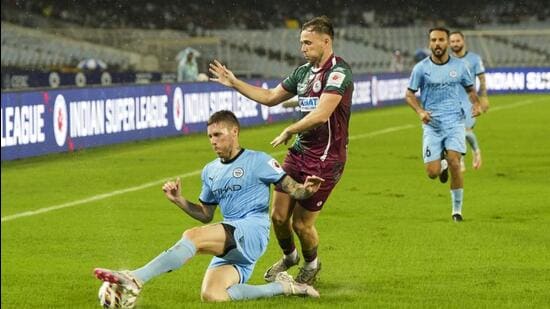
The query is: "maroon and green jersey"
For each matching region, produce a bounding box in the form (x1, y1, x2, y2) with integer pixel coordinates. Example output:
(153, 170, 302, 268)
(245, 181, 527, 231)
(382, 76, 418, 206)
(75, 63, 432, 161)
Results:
(281, 54, 353, 162)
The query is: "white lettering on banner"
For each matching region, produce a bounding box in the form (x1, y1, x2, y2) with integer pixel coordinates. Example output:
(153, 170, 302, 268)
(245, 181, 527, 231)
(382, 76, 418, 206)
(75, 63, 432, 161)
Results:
(135, 95, 168, 129)
(371, 76, 379, 106)
(104, 95, 168, 134)
(234, 93, 259, 118)
(352, 81, 372, 105)
(526, 72, 550, 90)
(184, 93, 210, 124)
(70, 100, 105, 138)
(1, 105, 45, 147)
(375, 78, 410, 102)
(485, 72, 525, 90)
(184, 91, 260, 124)
(209, 91, 233, 112)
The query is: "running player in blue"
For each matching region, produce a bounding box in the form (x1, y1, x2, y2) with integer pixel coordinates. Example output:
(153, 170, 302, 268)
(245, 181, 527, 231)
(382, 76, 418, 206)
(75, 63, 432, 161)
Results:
(450, 31, 490, 171)
(94, 110, 323, 304)
(405, 27, 483, 222)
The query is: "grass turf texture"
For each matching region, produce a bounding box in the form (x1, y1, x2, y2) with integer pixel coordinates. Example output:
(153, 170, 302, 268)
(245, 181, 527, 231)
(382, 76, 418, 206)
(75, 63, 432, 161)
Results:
(2, 94, 549, 308)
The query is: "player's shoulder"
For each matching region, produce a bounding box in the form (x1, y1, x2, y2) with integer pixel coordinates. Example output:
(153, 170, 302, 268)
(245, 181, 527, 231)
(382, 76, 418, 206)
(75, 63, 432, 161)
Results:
(412, 58, 429, 72)
(449, 56, 468, 68)
(333, 56, 352, 72)
(467, 51, 482, 60)
(292, 62, 312, 74)
(242, 149, 271, 161)
(203, 158, 221, 170)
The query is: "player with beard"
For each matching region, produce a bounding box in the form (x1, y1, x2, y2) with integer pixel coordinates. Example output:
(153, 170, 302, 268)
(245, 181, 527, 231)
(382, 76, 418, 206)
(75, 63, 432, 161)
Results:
(209, 16, 353, 285)
(450, 31, 489, 171)
(405, 27, 483, 222)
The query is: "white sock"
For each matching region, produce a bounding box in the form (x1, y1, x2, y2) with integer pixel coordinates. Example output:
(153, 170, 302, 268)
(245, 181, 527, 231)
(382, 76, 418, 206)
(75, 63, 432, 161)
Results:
(303, 257, 318, 270)
(451, 188, 464, 215)
(284, 249, 298, 263)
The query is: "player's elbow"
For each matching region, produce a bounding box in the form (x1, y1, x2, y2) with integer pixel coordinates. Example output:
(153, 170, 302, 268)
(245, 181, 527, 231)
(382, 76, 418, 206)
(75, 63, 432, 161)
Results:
(200, 214, 214, 224)
(264, 96, 281, 107)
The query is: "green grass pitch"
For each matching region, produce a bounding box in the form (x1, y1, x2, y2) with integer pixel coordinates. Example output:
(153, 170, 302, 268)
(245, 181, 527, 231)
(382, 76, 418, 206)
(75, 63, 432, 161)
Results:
(2, 93, 549, 308)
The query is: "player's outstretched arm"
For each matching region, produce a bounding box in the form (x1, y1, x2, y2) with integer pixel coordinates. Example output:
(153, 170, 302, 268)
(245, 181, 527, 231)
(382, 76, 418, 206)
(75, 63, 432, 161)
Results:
(162, 177, 216, 223)
(279, 175, 325, 200)
(209, 59, 294, 106)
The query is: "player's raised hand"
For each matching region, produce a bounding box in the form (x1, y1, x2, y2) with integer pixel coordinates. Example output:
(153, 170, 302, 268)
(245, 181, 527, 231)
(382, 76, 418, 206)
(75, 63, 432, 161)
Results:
(209, 60, 236, 87)
(162, 177, 182, 203)
(270, 129, 293, 147)
(303, 175, 325, 194)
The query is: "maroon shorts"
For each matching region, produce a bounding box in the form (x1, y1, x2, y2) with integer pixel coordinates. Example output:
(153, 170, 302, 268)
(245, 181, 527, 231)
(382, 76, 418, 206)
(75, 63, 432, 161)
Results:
(275, 151, 345, 212)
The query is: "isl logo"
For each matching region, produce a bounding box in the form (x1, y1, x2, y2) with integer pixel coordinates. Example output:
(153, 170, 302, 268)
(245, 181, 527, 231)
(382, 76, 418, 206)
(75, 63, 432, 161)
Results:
(173, 87, 184, 131)
(53, 94, 68, 147)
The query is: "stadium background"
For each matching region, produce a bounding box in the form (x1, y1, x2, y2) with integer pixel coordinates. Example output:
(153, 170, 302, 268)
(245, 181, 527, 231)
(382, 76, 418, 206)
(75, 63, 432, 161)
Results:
(2, 0, 550, 308)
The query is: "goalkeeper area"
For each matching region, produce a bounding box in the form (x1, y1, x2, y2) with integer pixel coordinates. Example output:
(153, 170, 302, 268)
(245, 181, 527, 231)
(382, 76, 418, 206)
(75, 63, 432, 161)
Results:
(2, 93, 549, 308)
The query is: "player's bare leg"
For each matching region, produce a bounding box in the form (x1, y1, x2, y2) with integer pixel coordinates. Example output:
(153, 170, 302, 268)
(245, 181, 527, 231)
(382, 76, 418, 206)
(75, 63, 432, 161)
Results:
(265, 192, 300, 282)
(425, 158, 447, 182)
(447, 150, 464, 221)
(292, 204, 322, 285)
(201, 265, 240, 302)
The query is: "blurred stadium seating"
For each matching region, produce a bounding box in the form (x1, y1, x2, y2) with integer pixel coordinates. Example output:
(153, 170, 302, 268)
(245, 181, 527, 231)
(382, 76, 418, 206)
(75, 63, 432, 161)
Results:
(1, 0, 548, 89)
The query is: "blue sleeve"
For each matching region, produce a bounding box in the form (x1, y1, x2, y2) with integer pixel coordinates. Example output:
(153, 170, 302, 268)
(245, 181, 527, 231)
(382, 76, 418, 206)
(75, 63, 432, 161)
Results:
(408, 64, 423, 92)
(198, 167, 217, 205)
(254, 153, 286, 185)
(461, 63, 474, 88)
(475, 56, 485, 75)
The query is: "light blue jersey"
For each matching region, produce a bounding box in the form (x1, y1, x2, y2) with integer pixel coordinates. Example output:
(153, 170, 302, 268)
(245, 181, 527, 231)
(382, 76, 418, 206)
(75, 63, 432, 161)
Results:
(408, 56, 474, 129)
(454, 51, 485, 128)
(200, 149, 285, 220)
(200, 149, 286, 283)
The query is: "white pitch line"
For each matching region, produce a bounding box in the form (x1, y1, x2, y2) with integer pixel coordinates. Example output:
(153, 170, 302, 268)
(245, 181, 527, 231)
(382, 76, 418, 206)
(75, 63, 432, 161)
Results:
(2, 96, 545, 222)
(2, 125, 414, 222)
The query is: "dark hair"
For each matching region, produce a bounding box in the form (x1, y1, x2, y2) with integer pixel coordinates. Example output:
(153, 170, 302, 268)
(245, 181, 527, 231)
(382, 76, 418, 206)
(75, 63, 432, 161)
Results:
(208, 110, 240, 130)
(429, 27, 450, 37)
(450, 31, 465, 38)
(302, 15, 334, 40)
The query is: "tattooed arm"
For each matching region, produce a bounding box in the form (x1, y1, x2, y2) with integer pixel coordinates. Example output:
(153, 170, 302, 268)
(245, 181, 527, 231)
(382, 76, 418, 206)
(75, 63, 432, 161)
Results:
(278, 175, 325, 200)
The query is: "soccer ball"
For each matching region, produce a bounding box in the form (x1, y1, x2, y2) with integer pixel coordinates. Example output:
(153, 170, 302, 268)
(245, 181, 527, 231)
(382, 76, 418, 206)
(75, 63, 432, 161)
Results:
(98, 282, 137, 308)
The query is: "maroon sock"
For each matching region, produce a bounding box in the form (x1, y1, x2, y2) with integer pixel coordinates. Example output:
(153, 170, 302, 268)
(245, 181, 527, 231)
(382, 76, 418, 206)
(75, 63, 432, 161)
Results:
(302, 246, 318, 263)
(277, 237, 296, 255)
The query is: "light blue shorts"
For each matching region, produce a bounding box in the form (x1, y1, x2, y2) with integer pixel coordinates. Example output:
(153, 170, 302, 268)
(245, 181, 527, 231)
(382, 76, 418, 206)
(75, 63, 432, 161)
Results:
(422, 123, 466, 163)
(208, 214, 270, 283)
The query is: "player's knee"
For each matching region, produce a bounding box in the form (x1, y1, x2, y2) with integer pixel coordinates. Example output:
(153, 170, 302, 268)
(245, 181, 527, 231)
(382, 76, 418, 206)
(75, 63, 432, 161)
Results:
(447, 157, 461, 171)
(292, 219, 310, 235)
(426, 167, 439, 179)
(182, 227, 201, 242)
(201, 289, 229, 302)
(271, 212, 289, 227)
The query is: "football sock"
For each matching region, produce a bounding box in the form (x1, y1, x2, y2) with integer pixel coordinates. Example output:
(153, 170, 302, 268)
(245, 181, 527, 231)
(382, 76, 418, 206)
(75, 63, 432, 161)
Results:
(465, 131, 480, 152)
(278, 237, 296, 256)
(451, 188, 464, 215)
(227, 282, 284, 300)
(303, 257, 318, 270)
(132, 237, 196, 283)
(284, 249, 298, 263)
(302, 246, 318, 269)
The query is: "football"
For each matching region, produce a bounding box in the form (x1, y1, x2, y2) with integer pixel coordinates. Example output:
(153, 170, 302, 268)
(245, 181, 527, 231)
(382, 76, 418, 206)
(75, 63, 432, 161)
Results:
(98, 282, 137, 308)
